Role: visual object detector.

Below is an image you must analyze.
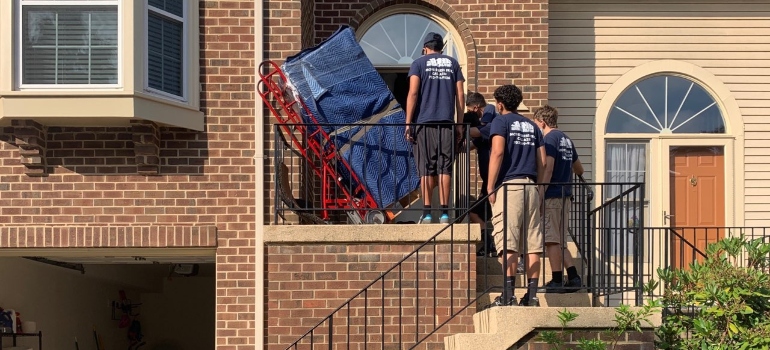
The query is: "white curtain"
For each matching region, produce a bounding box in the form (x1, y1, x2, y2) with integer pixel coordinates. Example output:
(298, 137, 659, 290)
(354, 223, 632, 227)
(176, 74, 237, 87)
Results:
(605, 143, 647, 256)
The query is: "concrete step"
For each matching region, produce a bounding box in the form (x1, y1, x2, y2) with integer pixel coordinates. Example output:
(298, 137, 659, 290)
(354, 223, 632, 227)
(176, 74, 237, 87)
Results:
(444, 306, 662, 350)
(476, 292, 593, 311)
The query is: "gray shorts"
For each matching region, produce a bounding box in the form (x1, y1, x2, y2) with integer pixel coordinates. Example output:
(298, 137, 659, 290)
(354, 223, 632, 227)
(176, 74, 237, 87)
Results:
(413, 124, 455, 177)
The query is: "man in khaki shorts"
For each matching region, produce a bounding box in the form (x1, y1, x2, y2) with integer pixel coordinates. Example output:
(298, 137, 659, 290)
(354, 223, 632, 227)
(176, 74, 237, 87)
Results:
(485, 85, 546, 307)
(533, 105, 585, 293)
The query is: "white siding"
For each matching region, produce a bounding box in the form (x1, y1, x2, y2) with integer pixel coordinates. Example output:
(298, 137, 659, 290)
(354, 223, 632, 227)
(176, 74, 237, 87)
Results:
(549, 0, 770, 226)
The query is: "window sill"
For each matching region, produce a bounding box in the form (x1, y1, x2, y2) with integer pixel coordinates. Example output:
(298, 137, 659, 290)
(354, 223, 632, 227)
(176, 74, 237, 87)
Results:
(0, 91, 204, 131)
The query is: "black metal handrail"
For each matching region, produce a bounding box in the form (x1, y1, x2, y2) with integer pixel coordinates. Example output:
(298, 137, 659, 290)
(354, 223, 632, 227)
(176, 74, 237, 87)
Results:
(283, 180, 646, 349)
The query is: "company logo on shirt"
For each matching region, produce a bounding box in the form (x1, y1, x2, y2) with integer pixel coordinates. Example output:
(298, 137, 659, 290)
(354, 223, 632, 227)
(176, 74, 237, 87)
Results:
(426, 57, 454, 80)
(559, 137, 574, 161)
(509, 121, 536, 146)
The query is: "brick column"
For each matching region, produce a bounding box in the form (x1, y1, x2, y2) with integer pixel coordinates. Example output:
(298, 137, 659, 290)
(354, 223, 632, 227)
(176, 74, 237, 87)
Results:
(131, 119, 161, 175)
(12, 119, 47, 177)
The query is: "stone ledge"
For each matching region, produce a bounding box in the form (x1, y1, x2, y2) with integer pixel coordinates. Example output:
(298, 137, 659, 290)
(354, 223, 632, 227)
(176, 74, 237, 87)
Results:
(0, 225, 218, 248)
(445, 307, 662, 350)
(264, 224, 481, 243)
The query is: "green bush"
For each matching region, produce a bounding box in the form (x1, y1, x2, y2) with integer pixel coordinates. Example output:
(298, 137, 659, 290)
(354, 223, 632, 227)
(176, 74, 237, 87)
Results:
(655, 236, 770, 350)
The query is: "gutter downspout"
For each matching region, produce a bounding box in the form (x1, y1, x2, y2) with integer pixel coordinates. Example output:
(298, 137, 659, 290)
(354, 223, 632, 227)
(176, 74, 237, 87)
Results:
(254, 0, 265, 349)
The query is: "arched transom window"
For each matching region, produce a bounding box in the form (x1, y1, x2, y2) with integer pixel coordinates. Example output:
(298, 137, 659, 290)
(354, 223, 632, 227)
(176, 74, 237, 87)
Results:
(359, 13, 461, 67)
(606, 75, 726, 134)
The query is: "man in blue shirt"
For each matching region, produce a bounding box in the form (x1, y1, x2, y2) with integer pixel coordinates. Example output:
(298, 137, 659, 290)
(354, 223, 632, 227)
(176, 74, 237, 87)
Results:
(404, 32, 465, 224)
(533, 105, 585, 293)
(464, 92, 498, 256)
(486, 84, 546, 307)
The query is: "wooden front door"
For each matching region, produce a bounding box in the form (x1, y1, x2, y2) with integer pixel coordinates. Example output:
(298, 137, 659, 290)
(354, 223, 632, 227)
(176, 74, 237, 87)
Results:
(669, 146, 725, 269)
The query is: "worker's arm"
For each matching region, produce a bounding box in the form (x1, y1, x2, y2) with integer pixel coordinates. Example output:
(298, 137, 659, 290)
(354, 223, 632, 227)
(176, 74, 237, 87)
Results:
(536, 145, 547, 195)
(455, 81, 465, 123)
(542, 155, 555, 185)
(404, 75, 420, 141)
(487, 135, 505, 205)
(572, 159, 584, 176)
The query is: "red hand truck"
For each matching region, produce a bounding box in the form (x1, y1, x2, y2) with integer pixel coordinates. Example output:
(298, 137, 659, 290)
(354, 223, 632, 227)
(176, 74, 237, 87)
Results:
(258, 60, 387, 224)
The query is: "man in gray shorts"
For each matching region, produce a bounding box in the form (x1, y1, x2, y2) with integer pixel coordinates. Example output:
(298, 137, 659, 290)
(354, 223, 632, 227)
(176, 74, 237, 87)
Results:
(404, 32, 465, 224)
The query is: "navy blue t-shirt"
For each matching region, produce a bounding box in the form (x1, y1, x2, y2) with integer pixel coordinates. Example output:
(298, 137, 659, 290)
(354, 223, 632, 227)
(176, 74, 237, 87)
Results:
(472, 104, 498, 183)
(408, 54, 465, 123)
(489, 113, 544, 187)
(544, 130, 579, 199)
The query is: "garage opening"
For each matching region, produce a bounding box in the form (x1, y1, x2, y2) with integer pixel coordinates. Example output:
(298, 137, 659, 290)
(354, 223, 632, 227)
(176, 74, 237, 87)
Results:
(0, 253, 215, 350)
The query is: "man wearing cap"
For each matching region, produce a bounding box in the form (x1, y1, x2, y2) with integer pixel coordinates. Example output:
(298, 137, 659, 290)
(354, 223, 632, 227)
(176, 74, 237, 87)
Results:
(405, 32, 466, 225)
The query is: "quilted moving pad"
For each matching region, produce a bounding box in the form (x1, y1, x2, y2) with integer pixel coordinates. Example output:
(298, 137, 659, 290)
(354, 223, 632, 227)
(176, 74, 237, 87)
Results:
(281, 25, 395, 131)
(331, 101, 420, 208)
(281, 25, 419, 208)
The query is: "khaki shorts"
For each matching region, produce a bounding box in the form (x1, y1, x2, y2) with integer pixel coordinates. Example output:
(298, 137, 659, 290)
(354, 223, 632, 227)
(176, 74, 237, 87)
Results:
(490, 178, 543, 255)
(544, 197, 571, 245)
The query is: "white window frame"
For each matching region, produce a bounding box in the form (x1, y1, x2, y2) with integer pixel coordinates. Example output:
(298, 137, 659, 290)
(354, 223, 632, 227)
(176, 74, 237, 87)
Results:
(144, 0, 187, 102)
(15, 0, 123, 90)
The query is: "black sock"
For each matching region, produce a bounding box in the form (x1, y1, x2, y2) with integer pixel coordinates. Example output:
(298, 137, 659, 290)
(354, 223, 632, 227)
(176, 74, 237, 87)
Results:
(552, 271, 563, 284)
(527, 278, 539, 299)
(440, 205, 448, 216)
(423, 206, 431, 216)
(505, 276, 515, 300)
(566, 266, 579, 280)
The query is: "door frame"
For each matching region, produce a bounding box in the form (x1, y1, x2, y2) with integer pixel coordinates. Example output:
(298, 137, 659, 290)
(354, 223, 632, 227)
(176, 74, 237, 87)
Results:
(658, 136, 735, 228)
(593, 60, 746, 231)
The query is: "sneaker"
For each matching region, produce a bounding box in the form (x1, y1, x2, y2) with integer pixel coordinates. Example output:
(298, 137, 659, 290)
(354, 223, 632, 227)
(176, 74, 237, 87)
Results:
(538, 280, 566, 294)
(563, 276, 583, 293)
(516, 264, 525, 274)
(419, 214, 433, 224)
(518, 293, 540, 307)
(439, 213, 450, 224)
(483, 295, 517, 310)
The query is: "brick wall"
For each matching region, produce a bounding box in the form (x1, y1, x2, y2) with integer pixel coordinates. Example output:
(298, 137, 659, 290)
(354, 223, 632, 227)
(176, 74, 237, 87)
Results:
(0, 1, 256, 348)
(266, 242, 476, 350)
(516, 329, 656, 350)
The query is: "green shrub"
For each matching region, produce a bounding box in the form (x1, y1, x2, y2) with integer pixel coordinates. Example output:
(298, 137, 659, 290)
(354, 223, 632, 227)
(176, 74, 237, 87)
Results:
(655, 236, 770, 350)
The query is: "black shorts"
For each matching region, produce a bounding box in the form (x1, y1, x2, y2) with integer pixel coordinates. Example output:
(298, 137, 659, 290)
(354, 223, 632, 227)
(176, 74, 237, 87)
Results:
(413, 124, 455, 177)
(469, 186, 492, 221)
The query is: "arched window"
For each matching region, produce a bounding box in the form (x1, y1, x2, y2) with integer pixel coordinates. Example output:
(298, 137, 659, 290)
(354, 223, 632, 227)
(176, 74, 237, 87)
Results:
(356, 8, 465, 109)
(606, 75, 726, 134)
(359, 13, 461, 67)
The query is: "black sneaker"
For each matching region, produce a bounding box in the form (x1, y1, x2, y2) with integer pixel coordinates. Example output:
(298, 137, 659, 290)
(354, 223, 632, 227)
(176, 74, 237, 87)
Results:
(538, 280, 566, 294)
(563, 276, 583, 293)
(483, 295, 517, 310)
(518, 293, 540, 307)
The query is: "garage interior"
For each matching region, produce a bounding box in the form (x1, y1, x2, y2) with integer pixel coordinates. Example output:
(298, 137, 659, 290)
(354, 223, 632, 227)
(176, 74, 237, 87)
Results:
(0, 250, 215, 350)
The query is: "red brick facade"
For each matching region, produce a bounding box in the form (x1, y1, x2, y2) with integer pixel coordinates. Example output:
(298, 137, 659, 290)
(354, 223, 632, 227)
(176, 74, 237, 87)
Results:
(1, 1, 256, 348)
(266, 242, 476, 350)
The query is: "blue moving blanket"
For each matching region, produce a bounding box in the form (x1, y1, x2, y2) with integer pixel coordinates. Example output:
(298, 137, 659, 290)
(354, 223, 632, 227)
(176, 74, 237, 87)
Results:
(281, 25, 419, 208)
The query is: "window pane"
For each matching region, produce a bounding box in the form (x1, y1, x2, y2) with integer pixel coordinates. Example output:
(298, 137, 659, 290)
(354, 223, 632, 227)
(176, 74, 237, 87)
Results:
(359, 14, 460, 67)
(605, 143, 647, 198)
(22, 5, 119, 85)
(605, 142, 649, 256)
(149, 0, 184, 18)
(606, 75, 725, 134)
(148, 12, 183, 96)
